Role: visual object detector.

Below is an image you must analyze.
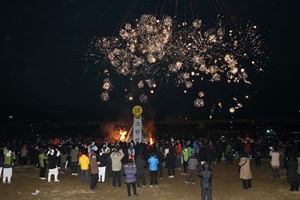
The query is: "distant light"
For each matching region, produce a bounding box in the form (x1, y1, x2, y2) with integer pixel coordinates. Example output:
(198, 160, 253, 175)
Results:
(8, 115, 13, 119)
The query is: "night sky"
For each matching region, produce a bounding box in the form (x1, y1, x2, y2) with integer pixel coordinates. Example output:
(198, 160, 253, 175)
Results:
(0, 0, 299, 122)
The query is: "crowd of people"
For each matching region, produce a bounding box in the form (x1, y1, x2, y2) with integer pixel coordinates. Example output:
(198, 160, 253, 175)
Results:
(0, 132, 300, 199)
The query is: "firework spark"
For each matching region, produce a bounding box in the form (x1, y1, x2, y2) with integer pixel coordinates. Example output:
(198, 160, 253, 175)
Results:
(88, 14, 266, 117)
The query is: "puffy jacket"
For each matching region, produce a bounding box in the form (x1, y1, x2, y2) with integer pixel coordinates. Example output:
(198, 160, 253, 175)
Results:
(148, 155, 159, 171)
(124, 164, 137, 183)
(110, 151, 124, 171)
(79, 154, 90, 170)
(199, 163, 213, 188)
(187, 155, 198, 170)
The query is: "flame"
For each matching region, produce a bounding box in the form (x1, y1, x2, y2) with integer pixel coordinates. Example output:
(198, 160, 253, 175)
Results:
(150, 137, 154, 145)
(119, 128, 127, 142)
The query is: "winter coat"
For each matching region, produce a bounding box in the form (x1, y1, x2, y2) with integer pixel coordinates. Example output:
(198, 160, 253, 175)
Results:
(97, 154, 107, 167)
(198, 163, 212, 188)
(286, 159, 299, 183)
(135, 158, 146, 175)
(187, 155, 198, 170)
(39, 153, 48, 168)
(110, 151, 124, 171)
(4, 154, 16, 168)
(48, 151, 60, 169)
(239, 157, 252, 180)
(70, 149, 79, 162)
(269, 151, 280, 167)
(60, 153, 68, 164)
(90, 156, 99, 174)
(165, 149, 176, 169)
(148, 155, 159, 171)
(182, 148, 189, 162)
(124, 164, 137, 183)
(79, 154, 90, 170)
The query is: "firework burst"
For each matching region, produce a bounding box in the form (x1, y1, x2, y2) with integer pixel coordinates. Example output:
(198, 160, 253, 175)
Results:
(87, 14, 267, 117)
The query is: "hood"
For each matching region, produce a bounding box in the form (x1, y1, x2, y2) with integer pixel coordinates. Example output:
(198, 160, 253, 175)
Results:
(203, 163, 210, 171)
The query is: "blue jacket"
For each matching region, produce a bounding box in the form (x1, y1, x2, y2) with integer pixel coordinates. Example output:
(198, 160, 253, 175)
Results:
(148, 156, 159, 171)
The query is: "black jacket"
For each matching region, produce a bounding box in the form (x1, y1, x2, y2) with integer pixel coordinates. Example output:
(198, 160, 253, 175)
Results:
(198, 163, 213, 188)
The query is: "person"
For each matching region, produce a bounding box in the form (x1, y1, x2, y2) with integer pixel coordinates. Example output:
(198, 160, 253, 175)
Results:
(60, 150, 68, 174)
(165, 147, 176, 178)
(135, 154, 146, 187)
(269, 147, 280, 179)
(253, 146, 261, 167)
(2, 150, 16, 184)
(110, 148, 124, 188)
(239, 153, 252, 189)
(38, 149, 48, 180)
(97, 150, 107, 183)
(198, 161, 212, 200)
(185, 151, 198, 184)
(90, 153, 99, 190)
(286, 154, 299, 192)
(47, 148, 60, 182)
(182, 146, 189, 175)
(0, 149, 4, 178)
(225, 143, 233, 166)
(79, 150, 90, 183)
(20, 144, 28, 165)
(156, 147, 164, 179)
(70, 146, 79, 176)
(124, 162, 138, 198)
(297, 152, 300, 183)
(148, 152, 159, 187)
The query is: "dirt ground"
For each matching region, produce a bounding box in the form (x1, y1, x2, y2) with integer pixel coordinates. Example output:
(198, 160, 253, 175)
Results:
(0, 158, 299, 200)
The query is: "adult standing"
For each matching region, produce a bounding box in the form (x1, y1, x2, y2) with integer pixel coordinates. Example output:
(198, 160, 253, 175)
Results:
(182, 146, 189, 175)
(110, 148, 124, 188)
(185, 152, 199, 184)
(165, 147, 176, 178)
(225, 143, 233, 166)
(2, 150, 16, 184)
(269, 147, 280, 179)
(198, 162, 213, 200)
(47, 148, 60, 182)
(124, 162, 138, 198)
(286, 154, 299, 192)
(0, 149, 4, 178)
(20, 144, 28, 165)
(135, 154, 146, 187)
(148, 152, 159, 187)
(239, 153, 252, 189)
(97, 150, 107, 183)
(297, 152, 300, 182)
(156, 147, 164, 179)
(70, 146, 79, 176)
(79, 150, 90, 183)
(38, 149, 48, 180)
(90, 153, 99, 190)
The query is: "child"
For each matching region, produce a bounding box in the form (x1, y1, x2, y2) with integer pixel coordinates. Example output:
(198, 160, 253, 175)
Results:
(124, 162, 138, 198)
(198, 161, 212, 200)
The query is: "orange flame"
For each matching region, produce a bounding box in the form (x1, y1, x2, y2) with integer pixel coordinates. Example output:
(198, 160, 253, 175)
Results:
(119, 128, 127, 142)
(150, 137, 154, 145)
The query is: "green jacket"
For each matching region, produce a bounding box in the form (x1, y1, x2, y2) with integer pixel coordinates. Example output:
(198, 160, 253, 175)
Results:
(182, 148, 189, 161)
(4, 154, 16, 168)
(39, 153, 48, 168)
